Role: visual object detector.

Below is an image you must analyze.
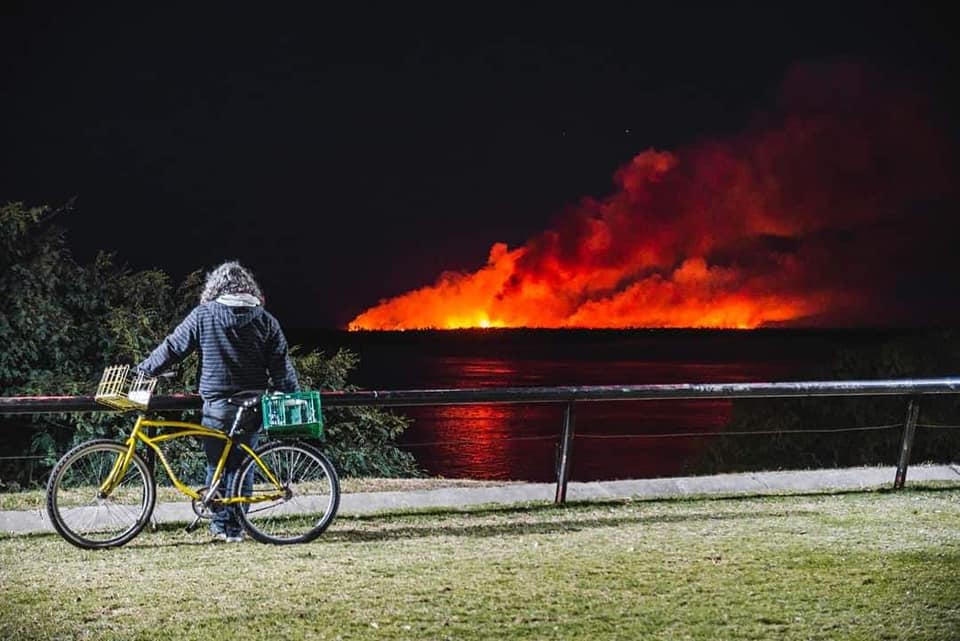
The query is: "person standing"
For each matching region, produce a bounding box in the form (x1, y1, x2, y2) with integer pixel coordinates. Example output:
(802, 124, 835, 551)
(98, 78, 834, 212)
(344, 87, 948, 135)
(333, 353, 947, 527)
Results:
(137, 260, 299, 542)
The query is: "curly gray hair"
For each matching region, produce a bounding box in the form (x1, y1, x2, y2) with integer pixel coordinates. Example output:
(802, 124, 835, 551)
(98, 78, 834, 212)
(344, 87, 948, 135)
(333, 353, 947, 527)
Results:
(200, 261, 264, 304)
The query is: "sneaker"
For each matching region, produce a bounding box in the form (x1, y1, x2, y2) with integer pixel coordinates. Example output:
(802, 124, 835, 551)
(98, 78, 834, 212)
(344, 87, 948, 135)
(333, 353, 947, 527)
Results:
(224, 534, 244, 543)
(209, 524, 228, 541)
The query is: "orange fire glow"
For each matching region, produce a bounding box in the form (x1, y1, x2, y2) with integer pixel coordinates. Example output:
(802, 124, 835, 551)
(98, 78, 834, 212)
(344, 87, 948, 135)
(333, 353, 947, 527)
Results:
(349, 240, 826, 330)
(349, 64, 948, 331)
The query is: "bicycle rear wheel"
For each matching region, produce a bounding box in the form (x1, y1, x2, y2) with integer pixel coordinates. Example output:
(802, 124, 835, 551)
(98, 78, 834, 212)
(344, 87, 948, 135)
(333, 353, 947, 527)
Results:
(46, 439, 156, 549)
(233, 440, 340, 544)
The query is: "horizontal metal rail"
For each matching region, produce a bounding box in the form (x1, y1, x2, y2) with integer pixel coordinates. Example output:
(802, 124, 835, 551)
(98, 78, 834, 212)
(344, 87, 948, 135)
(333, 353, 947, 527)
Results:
(3, 377, 960, 414)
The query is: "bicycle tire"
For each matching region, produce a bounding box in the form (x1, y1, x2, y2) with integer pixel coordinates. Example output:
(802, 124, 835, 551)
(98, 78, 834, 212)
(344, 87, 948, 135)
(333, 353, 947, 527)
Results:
(46, 439, 156, 549)
(232, 440, 340, 544)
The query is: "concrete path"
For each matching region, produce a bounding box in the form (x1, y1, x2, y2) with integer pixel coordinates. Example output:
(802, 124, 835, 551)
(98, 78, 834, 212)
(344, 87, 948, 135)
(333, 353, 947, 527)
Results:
(4, 463, 959, 535)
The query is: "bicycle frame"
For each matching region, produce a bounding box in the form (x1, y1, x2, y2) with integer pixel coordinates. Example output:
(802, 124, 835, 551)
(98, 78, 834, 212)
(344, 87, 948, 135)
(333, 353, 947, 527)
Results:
(100, 415, 285, 505)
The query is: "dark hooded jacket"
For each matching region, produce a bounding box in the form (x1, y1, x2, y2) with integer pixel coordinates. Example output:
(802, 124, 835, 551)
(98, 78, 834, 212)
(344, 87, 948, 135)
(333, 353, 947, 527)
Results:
(137, 300, 299, 400)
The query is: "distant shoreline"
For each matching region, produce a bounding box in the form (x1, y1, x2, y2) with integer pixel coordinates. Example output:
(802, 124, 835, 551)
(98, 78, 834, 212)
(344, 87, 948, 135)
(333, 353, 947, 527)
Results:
(289, 325, 943, 339)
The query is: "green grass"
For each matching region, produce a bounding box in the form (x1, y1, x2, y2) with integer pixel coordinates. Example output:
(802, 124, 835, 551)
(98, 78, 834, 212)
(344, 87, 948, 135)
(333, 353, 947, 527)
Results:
(2, 486, 959, 640)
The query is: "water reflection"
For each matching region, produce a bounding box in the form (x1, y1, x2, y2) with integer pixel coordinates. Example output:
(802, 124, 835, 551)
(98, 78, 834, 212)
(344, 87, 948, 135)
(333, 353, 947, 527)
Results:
(401, 399, 736, 481)
(438, 358, 521, 387)
(396, 357, 792, 481)
(401, 404, 555, 480)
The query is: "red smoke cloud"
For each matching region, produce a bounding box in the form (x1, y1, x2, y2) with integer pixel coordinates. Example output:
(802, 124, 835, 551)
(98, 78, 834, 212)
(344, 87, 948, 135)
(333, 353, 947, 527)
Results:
(350, 64, 953, 330)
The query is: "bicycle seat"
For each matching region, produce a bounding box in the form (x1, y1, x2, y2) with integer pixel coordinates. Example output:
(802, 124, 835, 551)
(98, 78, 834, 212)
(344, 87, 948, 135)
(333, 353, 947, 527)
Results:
(227, 390, 263, 410)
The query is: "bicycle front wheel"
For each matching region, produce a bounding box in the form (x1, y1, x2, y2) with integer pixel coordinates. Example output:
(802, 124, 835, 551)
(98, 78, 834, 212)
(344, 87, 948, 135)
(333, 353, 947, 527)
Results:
(46, 439, 156, 549)
(233, 440, 340, 544)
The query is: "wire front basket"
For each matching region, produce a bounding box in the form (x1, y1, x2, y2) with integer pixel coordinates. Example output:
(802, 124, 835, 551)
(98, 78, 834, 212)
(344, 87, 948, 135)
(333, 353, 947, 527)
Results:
(95, 365, 158, 410)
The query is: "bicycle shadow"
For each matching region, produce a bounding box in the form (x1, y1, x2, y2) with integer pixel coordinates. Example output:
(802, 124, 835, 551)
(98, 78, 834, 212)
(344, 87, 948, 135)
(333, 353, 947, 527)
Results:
(125, 500, 812, 549)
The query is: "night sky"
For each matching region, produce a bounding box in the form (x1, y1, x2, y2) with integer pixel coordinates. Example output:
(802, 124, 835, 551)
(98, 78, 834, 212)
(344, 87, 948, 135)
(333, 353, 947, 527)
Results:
(2, 3, 957, 329)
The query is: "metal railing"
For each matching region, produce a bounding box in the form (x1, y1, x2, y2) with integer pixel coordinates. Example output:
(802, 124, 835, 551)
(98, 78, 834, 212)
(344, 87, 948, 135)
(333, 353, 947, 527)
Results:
(2, 377, 959, 503)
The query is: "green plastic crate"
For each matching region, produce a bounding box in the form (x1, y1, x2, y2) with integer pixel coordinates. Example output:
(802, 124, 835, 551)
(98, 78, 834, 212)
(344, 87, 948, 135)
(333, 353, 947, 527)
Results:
(261, 391, 323, 438)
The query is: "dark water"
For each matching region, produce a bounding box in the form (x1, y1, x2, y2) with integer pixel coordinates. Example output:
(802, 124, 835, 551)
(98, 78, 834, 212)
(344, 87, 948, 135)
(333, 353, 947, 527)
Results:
(291, 328, 915, 481)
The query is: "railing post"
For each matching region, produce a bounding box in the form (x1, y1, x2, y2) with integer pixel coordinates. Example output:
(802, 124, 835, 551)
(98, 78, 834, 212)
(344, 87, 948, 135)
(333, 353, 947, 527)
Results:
(894, 398, 920, 489)
(555, 401, 575, 504)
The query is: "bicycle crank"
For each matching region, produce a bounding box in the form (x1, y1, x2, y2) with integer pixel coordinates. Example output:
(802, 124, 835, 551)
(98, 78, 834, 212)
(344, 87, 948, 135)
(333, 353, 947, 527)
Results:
(191, 486, 224, 519)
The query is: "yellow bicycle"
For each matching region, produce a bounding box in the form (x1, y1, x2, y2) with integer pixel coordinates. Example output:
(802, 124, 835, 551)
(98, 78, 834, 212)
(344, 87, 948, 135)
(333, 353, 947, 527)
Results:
(45, 366, 340, 549)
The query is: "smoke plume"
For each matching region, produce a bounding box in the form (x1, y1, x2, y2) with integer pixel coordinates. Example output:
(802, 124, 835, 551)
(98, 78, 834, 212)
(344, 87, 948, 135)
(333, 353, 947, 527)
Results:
(350, 63, 954, 330)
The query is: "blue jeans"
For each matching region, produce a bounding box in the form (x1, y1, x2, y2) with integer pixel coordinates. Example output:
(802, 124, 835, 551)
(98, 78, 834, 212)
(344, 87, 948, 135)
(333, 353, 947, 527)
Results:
(202, 399, 260, 536)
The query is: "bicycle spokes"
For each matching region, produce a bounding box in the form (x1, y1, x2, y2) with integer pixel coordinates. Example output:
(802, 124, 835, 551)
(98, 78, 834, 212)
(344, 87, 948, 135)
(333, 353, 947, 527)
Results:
(233, 441, 340, 544)
(46, 441, 156, 549)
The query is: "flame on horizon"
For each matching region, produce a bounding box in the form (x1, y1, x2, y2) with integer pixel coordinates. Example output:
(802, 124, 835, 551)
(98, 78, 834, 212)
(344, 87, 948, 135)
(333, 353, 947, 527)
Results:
(349, 64, 950, 331)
